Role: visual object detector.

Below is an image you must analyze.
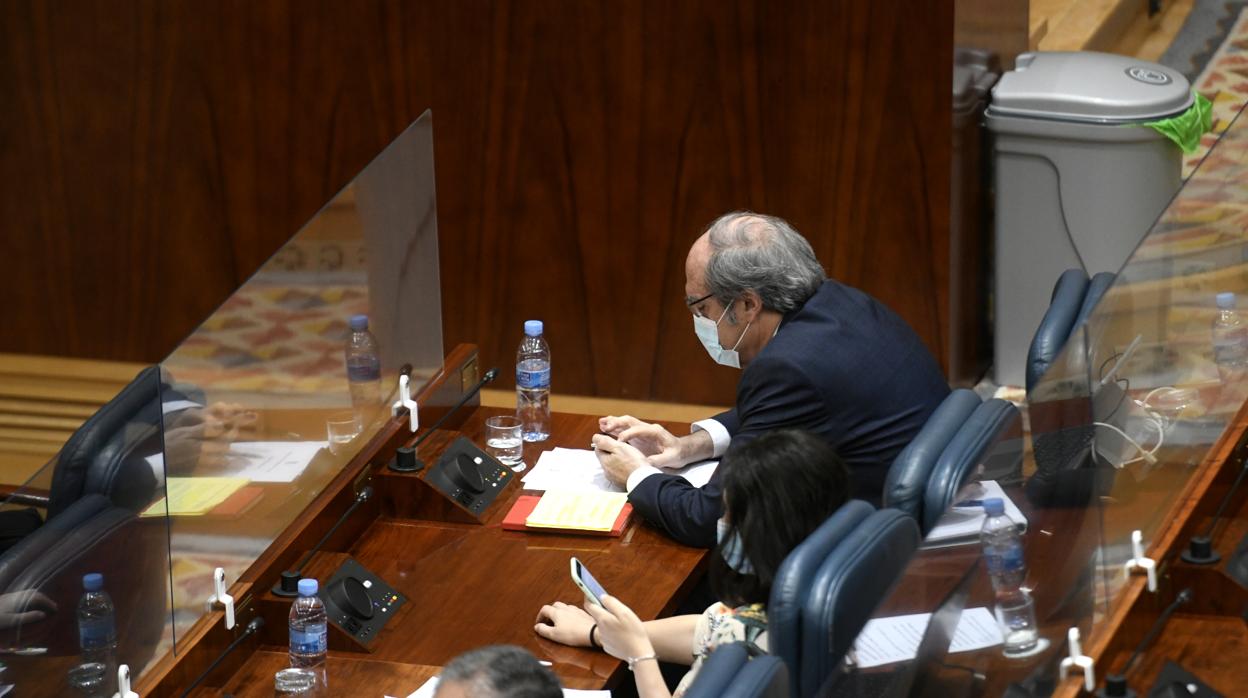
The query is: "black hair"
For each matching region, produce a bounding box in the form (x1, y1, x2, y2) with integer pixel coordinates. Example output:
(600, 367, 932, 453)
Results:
(436, 644, 562, 698)
(709, 429, 851, 608)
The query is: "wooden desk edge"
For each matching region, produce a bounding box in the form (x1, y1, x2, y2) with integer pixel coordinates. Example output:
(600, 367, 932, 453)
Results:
(1052, 397, 1248, 698)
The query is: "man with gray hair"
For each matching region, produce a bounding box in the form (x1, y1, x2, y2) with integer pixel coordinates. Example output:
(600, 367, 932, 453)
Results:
(593, 211, 949, 547)
(433, 644, 562, 698)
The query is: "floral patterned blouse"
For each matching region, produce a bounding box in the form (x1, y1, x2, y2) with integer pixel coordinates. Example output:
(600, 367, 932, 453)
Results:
(674, 602, 769, 696)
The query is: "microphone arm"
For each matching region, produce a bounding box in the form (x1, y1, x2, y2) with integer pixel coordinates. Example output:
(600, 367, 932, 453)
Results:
(272, 486, 374, 597)
(414, 367, 499, 448)
(390, 367, 499, 472)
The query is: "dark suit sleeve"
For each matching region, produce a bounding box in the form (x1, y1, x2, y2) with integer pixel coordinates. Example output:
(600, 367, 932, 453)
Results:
(712, 407, 740, 435)
(628, 467, 722, 548)
(730, 354, 831, 448)
(628, 356, 829, 548)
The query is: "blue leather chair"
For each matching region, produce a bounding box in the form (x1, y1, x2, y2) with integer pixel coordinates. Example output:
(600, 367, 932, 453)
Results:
(682, 642, 749, 698)
(921, 397, 1019, 533)
(684, 643, 789, 698)
(798, 509, 920, 697)
(883, 390, 1020, 534)
(883, 389, 980, 521)
(1026, 269, 1117, 393)
(724, 655, 789, 698)
(769, 500, 874, 694)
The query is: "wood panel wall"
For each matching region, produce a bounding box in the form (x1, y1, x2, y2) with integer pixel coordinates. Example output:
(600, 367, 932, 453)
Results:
(1, 0, 953, 407)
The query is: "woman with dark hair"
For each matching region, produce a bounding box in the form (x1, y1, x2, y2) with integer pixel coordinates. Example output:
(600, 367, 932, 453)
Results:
(534, 429, 850, 697)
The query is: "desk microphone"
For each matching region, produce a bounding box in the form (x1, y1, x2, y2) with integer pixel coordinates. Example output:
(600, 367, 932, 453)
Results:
(1180, 457, 1248, 565)
(273, 486, 374, 597)
(1097, 588, 1192, 698)
(389, 367, 499, 472)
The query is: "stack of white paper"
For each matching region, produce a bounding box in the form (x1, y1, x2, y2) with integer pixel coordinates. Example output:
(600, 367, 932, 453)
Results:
(924, 480, 1027, 545)
(520, 447, 718, 493)
(852, 607, 1003, 668)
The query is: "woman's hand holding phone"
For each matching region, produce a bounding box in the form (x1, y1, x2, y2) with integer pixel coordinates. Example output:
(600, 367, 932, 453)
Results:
(583, 595, 654, 661)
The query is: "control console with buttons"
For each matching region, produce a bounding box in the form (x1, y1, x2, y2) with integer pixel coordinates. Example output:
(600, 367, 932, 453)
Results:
(319, 558, 406, 648)
(424, 436, 514, 516)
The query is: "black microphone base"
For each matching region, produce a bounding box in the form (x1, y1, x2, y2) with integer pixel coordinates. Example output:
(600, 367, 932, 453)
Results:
(388, 458, 425, 473)
(1179, 536, 1221, 565)
(271, 570, 302, 598)
(389, 445, 424, 472)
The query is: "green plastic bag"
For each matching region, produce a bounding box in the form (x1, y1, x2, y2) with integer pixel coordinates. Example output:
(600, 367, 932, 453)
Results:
(1138, 92, 1212, 154)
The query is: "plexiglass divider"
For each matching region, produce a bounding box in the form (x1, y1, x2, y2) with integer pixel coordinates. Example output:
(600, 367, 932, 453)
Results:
(1078, 104, 1248, 642)
(825, 102, 1248, 697)
(0, 367, 175, 696)
(150, 111, 443, 667)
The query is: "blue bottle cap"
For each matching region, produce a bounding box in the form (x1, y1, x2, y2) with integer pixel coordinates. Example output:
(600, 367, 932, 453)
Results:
(982, 498, 1005, 516)
(82, 573, 104, 592)
(349, 314, 369, 332)
(524, 320, 543, 337)
(297, 579, 319, 597)
(1217, 292, 1236, 310)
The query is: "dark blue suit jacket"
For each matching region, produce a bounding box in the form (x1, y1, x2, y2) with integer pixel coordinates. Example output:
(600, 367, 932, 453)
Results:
(629, 280, 949, 547)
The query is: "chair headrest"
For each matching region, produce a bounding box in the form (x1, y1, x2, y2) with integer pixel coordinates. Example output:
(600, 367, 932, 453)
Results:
(1026, 269, 1090, 393)
(768, 500, 874, 685)
(922, 399, 1020, 533)
(724, 656, 790, 698)
(682, 642, 751, 698)
(49, 366, 162, 519)
(883, 389, 981, 520)
(800, 509, 921, 696)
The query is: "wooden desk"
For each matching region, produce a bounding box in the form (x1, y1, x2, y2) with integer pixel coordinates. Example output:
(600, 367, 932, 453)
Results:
(849, 395, 1248, 697)
(130, 348, 707, 696)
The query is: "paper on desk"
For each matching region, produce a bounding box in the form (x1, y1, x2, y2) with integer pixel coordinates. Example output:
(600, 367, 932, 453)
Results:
(925, 480, 1027, 544)
(390, 677, 608, 698)
(522, 447, 718, 492)
(523, 448, 623, 493)
(526, 491, 629, 531)
(228, 441, 326, 482)
(852, 607, 1002, 668)
(140, 477, 250, 517)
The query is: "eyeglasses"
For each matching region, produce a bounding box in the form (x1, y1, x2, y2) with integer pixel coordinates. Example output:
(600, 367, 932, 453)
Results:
(686, 292, 715, 318)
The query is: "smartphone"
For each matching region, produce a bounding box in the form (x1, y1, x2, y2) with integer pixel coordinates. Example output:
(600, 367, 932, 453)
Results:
(570, 557, 607, 607)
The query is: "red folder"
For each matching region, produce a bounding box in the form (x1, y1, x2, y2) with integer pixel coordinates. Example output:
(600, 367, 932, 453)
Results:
(502, 495, 633, 537)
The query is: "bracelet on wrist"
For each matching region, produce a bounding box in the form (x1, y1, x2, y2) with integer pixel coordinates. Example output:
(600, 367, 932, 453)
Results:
(626, 653, 658, 671)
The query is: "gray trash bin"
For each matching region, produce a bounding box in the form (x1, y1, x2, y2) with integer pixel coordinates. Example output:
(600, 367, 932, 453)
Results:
(987, 51, 1192, 387)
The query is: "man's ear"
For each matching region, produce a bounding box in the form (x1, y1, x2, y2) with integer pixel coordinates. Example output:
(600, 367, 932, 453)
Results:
(737, 290, 763, 323)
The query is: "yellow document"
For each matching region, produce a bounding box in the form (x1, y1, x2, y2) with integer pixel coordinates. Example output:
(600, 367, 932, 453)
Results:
(141, 477, 250, 517)
(525, 490, 628, 532)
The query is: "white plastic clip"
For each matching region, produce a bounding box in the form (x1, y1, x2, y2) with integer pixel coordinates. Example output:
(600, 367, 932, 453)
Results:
(113, 664, 139, 698)
(1123, 529, 1158, 592)
(390, 373, 419, 433)
(207, 567, 235, 630)
(1058, 627, 1095, 692)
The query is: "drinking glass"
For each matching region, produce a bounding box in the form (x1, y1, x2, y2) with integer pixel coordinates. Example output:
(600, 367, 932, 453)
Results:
(325, 411, 362, 455)
(485, 415, 525, 471)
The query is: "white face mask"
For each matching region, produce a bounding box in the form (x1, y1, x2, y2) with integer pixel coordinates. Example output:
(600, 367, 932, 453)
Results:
(693, 300, 752, 369)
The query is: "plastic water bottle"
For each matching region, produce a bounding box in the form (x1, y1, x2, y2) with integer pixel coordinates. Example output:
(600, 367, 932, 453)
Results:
(346, 314, 382, 414)
(981, 498, 1025, 590)
(77, 573, 117, 674)
(289, 579, 328, 674)
(1212, 292, 1248, 382)
(516, 320, 551, 442)
(980, 498, 1038, 655)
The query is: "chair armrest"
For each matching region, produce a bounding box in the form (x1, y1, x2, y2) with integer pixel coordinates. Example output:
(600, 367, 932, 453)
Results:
(0, 487, 50, 509)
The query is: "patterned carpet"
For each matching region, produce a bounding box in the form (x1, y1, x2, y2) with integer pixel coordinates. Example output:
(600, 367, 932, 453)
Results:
(1184, 8, 1248, 177)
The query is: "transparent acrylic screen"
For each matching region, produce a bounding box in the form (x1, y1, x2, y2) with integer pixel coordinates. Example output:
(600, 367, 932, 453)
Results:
(826, 105, 1248, 696)
(155, 111, 443, 658)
